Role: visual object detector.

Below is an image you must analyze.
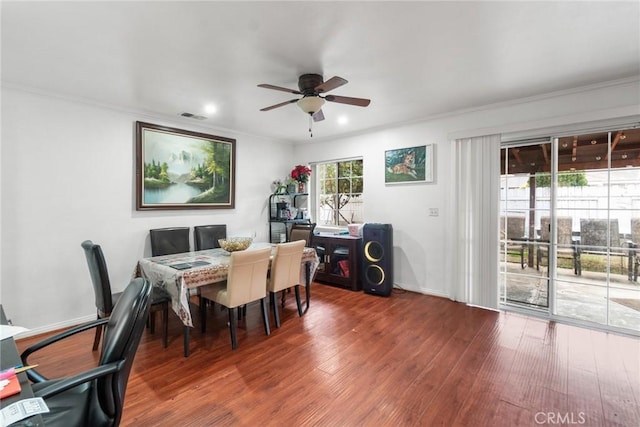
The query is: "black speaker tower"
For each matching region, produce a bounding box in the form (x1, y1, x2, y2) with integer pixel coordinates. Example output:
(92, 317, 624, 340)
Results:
(362, 223, 393, 296)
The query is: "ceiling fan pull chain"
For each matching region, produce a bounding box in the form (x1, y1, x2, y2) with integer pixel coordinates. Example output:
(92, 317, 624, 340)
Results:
(309, 114, 313, 137)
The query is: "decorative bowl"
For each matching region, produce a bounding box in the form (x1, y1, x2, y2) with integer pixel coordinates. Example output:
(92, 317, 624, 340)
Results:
(218, 237, 253, 252)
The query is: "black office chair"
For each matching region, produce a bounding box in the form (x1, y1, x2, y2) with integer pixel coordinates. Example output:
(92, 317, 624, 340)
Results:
(20, 278, 152, 427)
(149, 227, 190, 256)
(194, 224, 227, 251)
(82, 240, 170, 349)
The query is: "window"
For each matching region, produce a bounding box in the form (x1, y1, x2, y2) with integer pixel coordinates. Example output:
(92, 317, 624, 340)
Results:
(315, 159, 363, 226)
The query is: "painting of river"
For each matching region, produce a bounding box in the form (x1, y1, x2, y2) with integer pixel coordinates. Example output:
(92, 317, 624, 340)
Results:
(136, 122, 235, 210)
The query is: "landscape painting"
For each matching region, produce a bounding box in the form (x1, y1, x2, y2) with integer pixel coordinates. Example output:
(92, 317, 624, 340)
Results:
(136, 122, 235, 210)
(384, 144, 434, 184)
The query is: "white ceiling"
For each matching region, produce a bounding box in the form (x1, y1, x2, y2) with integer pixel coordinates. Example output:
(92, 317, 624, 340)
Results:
(2, 1, 639, 143)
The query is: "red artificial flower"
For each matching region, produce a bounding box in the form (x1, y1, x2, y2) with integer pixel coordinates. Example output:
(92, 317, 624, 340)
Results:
(291, 165, 311, 182)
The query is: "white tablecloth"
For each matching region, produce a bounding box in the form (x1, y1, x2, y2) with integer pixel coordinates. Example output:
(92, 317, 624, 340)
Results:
(136, 243, 319, 327)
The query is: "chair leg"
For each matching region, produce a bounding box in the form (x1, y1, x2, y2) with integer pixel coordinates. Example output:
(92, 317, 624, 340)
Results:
(261, 297, 271, 336)
(149, 312, 156, 334)
(162, 303, 169, 349)
(229, 307, 238, 350)
(201, 298, 207, 333)
(183, 325, 190, 357)
(270, 292, 280, 328)
(92, 323, 103, 351)
(304, 262, 311, 314)
(294, 285, 303, 317)
(238, 305, 247, 321)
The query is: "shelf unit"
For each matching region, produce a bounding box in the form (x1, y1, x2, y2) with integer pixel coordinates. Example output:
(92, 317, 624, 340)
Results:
(313, 233, 362, 291)
(268, 193, 310, 243)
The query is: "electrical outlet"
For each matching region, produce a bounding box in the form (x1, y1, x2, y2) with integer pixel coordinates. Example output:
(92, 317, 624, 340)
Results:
(429, 208, 439, 217)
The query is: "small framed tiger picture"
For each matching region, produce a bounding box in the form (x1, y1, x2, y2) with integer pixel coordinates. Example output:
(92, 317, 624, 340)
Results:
(384, 144, 434, 184)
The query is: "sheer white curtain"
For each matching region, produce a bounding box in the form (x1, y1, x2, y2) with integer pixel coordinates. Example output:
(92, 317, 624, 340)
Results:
(452, 134, 501, 310)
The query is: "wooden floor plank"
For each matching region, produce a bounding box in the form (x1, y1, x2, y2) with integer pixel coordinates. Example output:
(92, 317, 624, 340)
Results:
(14, 282, 640, 426)
(591, 330, 640, 425)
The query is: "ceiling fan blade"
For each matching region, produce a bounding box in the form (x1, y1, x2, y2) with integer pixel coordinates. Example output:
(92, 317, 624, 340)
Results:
(324, 95, 371, 107)
(315, 76, 348, 93)
(260, 99, 298, 111)
(312, 109, 325, 122)
(257, 84, 302, 95)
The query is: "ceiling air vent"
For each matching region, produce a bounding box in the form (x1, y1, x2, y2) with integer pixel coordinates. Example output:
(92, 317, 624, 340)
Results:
(179, 112, 207, 120)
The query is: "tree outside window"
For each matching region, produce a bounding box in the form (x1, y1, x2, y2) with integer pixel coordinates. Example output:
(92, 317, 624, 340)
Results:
(317, 159, 363, 226)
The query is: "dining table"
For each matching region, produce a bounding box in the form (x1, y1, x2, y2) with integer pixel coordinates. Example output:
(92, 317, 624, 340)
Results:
(135, 242, 319, 357)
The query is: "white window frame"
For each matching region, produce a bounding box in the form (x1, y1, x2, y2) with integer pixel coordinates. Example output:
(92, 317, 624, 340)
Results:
(311, 157, 364, 230)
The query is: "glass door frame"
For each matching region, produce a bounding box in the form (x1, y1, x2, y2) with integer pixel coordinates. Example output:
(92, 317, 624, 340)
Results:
(500, 138, 553, 311)
(501, 125, 640, 335)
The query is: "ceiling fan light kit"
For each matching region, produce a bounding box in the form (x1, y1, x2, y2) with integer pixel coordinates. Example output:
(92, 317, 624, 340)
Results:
(258, 73, 371, 137)
(297, 96, 325, 114)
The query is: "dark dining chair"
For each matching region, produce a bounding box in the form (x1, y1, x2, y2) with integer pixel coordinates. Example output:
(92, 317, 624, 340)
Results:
(82, 240, 171, 349)
(199, 247, 271, 349)
(267, 240, 306, 327)
(150, 227, 191, 256)
(194, 224, 227, 251)
(20, 278, 152, 427)
(576, 218, 632, 279)
(499, 215, 527, 269)
(631, 218, 640, 282)
(536, 216, 577, 273)
(288, 222, 316, 246)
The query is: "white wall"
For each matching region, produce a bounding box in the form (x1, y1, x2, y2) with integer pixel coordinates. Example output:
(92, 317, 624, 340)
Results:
(1, 87, 294, 332)
(294, 78, 640, 298)
(3, 78, 638, 333)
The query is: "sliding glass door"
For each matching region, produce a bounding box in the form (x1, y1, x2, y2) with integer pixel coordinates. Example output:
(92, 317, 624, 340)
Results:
(500, 140, 551, 309)
(500, 127, 640, 334)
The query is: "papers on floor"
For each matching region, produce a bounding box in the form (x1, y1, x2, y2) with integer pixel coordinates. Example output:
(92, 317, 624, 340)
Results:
(0, 397, 49, 427)
(0, 325, 29, 341)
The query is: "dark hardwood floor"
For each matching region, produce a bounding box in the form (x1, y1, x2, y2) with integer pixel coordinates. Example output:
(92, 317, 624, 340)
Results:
(15, 282, 640, 426)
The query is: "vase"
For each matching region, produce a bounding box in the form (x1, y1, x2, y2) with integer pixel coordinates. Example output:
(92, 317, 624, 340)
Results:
(298, 181, 306, 193)
(287, 183, 297, 194)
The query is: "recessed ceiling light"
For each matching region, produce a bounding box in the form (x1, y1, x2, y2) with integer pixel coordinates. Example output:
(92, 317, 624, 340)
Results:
(337, 115, 348, 125)
(204, 104, 217, 114)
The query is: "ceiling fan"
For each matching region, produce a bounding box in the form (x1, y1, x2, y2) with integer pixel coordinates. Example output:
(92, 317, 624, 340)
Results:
(258, 74, 371, 136)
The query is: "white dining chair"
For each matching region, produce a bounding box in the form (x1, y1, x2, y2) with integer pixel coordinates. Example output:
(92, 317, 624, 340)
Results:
(199, 247, 271, 349)
(267, 240, 306, 327)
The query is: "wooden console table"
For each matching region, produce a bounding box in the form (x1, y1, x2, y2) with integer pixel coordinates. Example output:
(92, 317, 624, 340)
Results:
(313, 234, 362, 291)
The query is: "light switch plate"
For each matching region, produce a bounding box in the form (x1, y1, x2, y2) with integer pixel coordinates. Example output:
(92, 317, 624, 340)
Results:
(429, 208, 439, 217)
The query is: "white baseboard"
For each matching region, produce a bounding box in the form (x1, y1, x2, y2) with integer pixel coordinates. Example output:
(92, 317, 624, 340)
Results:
(13, 314, 95, 341)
